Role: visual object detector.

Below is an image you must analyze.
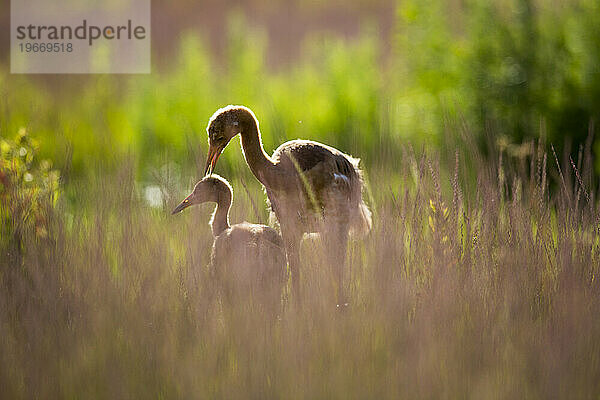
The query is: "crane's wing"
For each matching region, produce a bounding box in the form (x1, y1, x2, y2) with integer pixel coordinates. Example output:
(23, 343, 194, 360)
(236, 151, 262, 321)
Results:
(273, 140, 359, 198)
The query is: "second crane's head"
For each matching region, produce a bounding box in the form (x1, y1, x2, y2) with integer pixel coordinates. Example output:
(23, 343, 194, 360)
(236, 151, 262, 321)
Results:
(171, 175, 232, 215)
(204, 105, 256, 175)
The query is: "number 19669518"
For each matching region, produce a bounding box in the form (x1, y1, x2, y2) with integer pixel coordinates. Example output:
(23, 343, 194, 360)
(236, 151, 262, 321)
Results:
(19, 42, 73, 53)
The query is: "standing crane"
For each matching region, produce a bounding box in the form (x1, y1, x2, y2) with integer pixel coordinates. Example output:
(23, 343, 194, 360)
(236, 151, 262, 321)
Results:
(172, 175, 287, 310)
(203, 105, 371, 305)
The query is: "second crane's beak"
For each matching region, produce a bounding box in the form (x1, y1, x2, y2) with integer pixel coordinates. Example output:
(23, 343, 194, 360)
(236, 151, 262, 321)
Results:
(204, 144, 224, 176)
(171, 196, 192, 215)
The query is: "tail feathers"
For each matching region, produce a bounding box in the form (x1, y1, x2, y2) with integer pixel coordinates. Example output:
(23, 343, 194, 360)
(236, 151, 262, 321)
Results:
(350, 201, 372, 237)
(344, 155, 371, 237)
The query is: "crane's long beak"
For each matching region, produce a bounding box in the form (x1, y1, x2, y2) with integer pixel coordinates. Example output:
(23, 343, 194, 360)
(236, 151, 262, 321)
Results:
(204, 144, 224, 176)
(171, 197, 192, 215)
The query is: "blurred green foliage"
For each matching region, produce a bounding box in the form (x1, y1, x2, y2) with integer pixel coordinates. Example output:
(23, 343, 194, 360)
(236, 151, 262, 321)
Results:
(1, 4, 600, 396)
(0, 15, 388, 182)
(0, 128, 60, 259)
(0, 0, 599, 185)
(395, 0, 600, 152)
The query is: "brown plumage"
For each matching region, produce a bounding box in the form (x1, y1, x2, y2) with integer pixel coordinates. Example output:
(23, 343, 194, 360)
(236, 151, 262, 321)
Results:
(203, 105, 372, 304)
(172, 175, 287, 308)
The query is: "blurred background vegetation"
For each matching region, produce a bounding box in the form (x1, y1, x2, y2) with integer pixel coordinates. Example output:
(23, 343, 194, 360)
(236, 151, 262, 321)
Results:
(2, 2, 600, 397)
(1, 0, 599, 189)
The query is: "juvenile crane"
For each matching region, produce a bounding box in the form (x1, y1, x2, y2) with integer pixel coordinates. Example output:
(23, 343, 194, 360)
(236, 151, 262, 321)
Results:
(203, 106, 372, 304)
(172, 175, 287, 308)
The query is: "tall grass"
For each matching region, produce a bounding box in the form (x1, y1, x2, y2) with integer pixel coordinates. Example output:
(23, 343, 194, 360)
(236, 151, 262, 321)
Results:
(1, 133, 599, 399)
(2, 3, 600, 397)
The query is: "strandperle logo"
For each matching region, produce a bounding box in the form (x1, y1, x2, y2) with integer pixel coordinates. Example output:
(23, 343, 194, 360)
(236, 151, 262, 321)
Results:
(15, 20, 147, 47)
(11, 0, 150, 74)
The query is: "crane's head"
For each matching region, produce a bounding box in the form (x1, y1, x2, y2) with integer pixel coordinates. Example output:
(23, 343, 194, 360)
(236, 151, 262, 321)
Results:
(171, 175, 232, 215)
(204, 106, 255, 175)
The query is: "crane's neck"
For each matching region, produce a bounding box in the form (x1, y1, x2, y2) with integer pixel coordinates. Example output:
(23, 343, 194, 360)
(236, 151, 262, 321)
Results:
(210, 196, 231, 237)
(238, 114, 277, 187)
